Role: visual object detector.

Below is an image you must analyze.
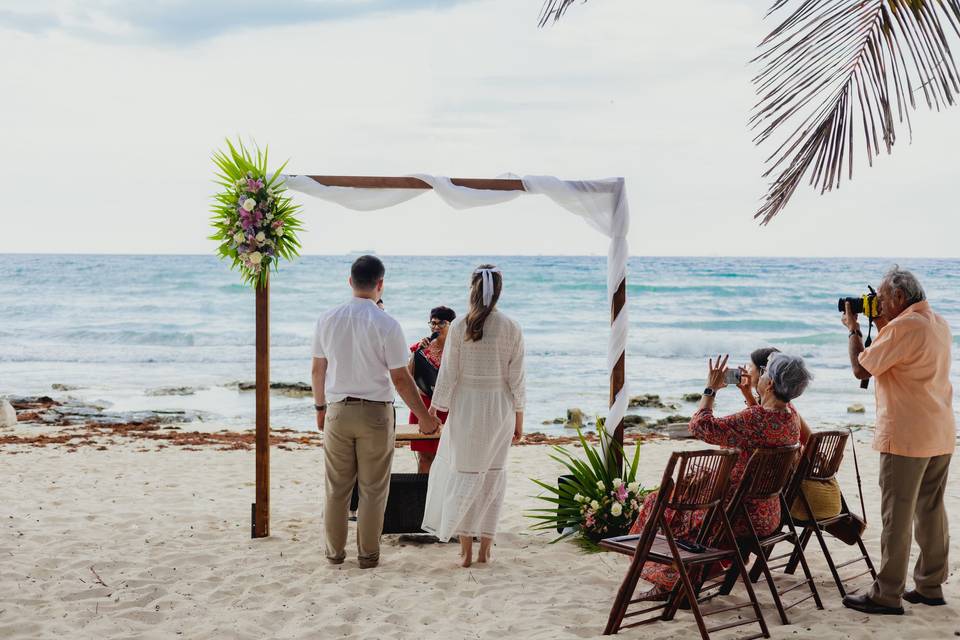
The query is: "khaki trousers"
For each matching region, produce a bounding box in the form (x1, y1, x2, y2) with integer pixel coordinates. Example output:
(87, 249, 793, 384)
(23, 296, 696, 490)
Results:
(323, 400, 395, 563)
(868, 452, 951, 607)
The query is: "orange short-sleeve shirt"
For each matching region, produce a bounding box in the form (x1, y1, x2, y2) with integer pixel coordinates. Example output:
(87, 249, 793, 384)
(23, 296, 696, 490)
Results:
(858, 301, 956, 457)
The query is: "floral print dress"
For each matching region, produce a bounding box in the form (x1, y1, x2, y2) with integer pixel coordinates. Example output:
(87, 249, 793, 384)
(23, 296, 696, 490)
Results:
(627, 405, 801, 589)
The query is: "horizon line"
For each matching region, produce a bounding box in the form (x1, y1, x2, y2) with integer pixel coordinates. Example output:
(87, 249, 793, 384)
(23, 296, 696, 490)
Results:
(1, 252, 958, 261)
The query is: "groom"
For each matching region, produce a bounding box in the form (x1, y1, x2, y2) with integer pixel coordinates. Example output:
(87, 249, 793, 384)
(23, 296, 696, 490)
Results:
(311, 255, 440, 568)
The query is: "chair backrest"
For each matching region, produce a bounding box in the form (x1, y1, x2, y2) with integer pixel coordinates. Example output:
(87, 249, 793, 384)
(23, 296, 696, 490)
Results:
(725, 444, 801, 534)
(783, 430, 848, 507)
(664, 448, 739, 511)
(801, 430, 848, 481)
(737, 444, 802, 501)
(628, 448, 738, 563)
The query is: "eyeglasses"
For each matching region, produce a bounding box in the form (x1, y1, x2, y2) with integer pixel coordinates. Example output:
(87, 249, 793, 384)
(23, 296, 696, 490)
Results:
(428, 320, 449, 328)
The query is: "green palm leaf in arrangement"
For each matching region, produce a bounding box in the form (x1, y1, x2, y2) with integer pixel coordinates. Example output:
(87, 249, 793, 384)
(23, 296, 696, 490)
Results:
(539, 1, 960, 222)
(527, 423, 652, 547)
(209, 139, 304, 289)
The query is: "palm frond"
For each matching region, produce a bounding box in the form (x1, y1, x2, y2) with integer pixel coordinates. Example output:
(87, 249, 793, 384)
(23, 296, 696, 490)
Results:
(538, 0, 587, 26)
(752, 0, 960, 223)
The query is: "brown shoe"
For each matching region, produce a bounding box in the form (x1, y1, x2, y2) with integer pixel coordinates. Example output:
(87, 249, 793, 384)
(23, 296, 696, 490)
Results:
(842, 594, 904, 615)
(358, 556, 379, 569)
(904, 590, 946, 606)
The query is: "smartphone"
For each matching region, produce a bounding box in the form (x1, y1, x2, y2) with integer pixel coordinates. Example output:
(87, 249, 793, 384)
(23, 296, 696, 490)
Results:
(724, 369, 742, 386)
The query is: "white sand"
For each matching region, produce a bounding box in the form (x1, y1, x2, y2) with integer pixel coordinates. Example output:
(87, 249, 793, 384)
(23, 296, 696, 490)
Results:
(1, 436, 957, 640)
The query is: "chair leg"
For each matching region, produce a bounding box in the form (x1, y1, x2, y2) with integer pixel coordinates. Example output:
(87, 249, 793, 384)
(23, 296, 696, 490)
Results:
(856, 535, 879, 581)
(785, 527, 812, 575)
(754, 543, 790, 625)
(748, 544, 773, 584)
(791, 533, 825, 611)
(810, 522, 845, 597)
(672, 559, 713, 640)
(604, 560, 644, 635)
(719, 558, 741, 596)
(731, 542, 771, 638)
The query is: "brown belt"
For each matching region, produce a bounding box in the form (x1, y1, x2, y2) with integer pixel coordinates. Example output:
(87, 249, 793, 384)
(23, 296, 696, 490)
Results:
(340, 396, 394, 405)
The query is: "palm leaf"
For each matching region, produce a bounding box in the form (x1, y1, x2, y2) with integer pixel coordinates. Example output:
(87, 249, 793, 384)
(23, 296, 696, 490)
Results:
(538, 0, 589, 26)
(751, 0, 960, 223)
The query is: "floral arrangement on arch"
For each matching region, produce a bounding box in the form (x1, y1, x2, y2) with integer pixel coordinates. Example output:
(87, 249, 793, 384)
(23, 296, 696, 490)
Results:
(528, 419, 652, 545)
(210, 139, 303, 289)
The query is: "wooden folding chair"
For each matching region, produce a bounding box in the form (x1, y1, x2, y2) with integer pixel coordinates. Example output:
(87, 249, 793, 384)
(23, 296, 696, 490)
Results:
(779, 430, 877, 597)
(600, 449, 769, 640)
(722, 444, 824, 625)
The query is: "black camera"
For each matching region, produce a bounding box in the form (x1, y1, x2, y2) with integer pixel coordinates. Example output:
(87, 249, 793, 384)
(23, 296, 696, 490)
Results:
(838, 286, 880, 319)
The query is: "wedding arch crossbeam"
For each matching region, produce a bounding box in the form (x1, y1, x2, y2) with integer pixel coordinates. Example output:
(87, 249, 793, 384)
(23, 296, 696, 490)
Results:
(249, 173, 630, 538)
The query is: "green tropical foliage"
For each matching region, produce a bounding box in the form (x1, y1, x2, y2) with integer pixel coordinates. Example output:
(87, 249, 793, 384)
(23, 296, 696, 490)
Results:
(527, 423, 653, 547)
(210, 139, 303, 289)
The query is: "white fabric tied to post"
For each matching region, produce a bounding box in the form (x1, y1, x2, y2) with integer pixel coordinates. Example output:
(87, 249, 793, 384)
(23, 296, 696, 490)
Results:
(280, 173, 630, 438)
(474, 267, 501, 307)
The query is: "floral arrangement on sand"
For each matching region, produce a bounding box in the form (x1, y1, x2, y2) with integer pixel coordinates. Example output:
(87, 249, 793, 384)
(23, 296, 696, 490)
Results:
(210, 139, 303, 289)
(528, 418, 652, 546)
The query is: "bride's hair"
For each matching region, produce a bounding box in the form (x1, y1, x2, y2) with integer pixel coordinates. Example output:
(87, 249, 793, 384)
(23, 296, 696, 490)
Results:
(464, 264, 502, 342)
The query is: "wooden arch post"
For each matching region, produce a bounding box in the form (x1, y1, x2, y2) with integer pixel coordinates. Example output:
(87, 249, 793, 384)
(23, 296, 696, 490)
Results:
(251, 175, 626, 537)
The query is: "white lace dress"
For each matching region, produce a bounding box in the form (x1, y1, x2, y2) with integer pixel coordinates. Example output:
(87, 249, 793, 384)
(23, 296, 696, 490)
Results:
(421, 311, 526, 540)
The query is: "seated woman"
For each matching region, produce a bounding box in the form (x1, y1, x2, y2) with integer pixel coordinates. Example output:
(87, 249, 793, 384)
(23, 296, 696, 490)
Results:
(407, 306, 456, 474)
(739, 348, 842, 522)
(736, 347, 813, 445)
(627, 352, 813, 599)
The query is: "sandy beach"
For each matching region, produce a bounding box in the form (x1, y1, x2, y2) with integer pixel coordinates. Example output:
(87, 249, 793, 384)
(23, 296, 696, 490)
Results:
(2, 426, 957, 640)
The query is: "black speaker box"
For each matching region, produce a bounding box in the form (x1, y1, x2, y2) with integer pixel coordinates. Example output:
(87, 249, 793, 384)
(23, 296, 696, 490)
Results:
(350, 473, 430, 534)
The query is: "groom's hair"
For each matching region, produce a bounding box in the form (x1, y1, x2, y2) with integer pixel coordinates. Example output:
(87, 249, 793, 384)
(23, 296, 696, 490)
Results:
(351, 255, 385, 291)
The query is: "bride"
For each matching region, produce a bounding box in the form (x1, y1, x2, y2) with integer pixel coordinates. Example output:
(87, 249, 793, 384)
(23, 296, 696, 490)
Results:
(421, 264, 525, 567)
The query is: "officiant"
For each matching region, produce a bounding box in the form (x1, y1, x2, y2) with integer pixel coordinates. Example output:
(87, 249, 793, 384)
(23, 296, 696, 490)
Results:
(407, 306, 456, 473)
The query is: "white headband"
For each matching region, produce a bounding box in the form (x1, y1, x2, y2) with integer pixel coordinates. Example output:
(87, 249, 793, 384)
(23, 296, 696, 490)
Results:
(473, 267, 501, 307)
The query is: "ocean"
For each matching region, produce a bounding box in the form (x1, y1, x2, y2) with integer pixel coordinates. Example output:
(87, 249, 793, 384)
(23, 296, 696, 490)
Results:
(2, 255, 958, 433)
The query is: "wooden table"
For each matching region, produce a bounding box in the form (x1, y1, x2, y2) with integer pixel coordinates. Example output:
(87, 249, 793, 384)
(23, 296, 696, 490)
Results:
(395, 424, 442, 442)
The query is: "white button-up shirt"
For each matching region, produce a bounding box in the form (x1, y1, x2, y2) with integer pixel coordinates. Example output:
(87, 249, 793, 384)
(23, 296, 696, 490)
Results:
(312, 297, 409, 403)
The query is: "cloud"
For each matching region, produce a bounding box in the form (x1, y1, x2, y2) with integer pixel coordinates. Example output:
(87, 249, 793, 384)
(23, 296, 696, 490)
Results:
(0, 0, 478, 44)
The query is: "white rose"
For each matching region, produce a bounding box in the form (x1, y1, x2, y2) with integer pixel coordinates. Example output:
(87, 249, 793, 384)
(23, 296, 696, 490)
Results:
(590, 500, 600, 510)
(596, 481, 605, 492)
(242, 198, 256, 212)
(267, 188, 274, 197)
(233, 231, 245, 244)
(249, 251, 263, 266)
(275, 226, 284, 236)
(610, 502, 623, 517)
(255, 232, 266, 243)
(612, 478, 623, 488)
(573, 493, 583, 503)
(627, 482, 640, 494)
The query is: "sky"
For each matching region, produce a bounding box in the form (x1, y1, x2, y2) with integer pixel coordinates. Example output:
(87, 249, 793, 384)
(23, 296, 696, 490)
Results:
(1, 0, 958, 257)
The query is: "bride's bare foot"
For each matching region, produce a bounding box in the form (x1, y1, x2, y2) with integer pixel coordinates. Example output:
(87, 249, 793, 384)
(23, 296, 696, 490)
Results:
(459, 536, 473, 568)
(478, 538, 493, 564)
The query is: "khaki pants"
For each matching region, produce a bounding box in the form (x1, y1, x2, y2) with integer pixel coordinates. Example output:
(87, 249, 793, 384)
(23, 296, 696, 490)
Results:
(869, 453, 951, 607)
(323, 400, 395, 564)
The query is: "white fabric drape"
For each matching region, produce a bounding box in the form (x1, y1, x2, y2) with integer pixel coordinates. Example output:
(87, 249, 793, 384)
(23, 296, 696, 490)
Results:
(281, 173, 630, 437)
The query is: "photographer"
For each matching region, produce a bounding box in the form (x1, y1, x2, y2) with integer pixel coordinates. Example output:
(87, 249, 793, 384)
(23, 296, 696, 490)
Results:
(840, 266, 955, 615)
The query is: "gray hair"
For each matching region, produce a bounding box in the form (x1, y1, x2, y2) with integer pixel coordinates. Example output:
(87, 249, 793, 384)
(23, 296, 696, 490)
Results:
(765, 353, 812, 403)
(883, 265, 926, 306)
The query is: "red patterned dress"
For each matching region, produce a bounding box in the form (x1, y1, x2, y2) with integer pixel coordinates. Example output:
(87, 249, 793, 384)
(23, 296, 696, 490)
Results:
(409, 341, 447, 456)
(627, 405, 801, 589)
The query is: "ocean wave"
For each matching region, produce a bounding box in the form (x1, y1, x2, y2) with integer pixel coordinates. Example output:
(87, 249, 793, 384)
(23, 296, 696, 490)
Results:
(44, 329, 310, 348)
(648, 319, 822, 332)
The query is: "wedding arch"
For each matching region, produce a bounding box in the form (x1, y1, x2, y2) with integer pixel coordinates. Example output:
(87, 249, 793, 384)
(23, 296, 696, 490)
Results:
(248, 173, 631, 538)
